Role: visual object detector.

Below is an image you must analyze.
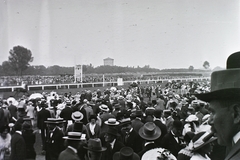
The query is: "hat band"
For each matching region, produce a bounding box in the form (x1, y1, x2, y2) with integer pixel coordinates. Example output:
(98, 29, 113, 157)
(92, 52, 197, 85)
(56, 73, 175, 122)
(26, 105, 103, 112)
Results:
(143, 128, 156, 136)
(68, 135, 81, 139)
(89, 146, 103, 151)
(73, 115, 81, 119)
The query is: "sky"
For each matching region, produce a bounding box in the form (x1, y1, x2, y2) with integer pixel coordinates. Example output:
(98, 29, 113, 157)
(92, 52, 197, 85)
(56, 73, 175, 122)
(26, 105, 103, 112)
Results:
(0, 0, 240, 70)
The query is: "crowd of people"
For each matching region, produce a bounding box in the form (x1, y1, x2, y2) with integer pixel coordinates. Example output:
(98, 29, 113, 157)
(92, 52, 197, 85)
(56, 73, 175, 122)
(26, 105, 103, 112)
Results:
(0, 74, 204, 86)
(2, 51, 240, 160)
(0, 77, 219, 160)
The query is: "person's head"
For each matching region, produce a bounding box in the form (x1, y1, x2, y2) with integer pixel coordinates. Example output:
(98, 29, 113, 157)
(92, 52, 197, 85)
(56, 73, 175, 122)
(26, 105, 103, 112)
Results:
(89, 114, 97, 125)
(0, 125, 10, 139)
(191, 132, 216, 156)
(139, 122, 161, 142)
(195, 52, 240, 147)
(84, 138, 106, 160)
(72, 111, 84, 122)
(14, 122, 22, 132)
(63, 132, 82, 149)
(163, 110, 171, 118)
(22, 121, 33, 132)
(154, 109, 162, 119)
(120, 120, 132, 133)
(171, 120, 183, 137)
(104, 127, 118, 143)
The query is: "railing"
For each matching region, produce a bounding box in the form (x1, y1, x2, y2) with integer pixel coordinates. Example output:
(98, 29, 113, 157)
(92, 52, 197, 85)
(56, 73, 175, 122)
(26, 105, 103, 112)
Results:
(0, 77, 210, 92)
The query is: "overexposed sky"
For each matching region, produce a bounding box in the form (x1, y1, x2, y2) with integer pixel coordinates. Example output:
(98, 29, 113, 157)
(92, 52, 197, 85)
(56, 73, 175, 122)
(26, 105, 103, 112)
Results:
(0, 0, 240, 69)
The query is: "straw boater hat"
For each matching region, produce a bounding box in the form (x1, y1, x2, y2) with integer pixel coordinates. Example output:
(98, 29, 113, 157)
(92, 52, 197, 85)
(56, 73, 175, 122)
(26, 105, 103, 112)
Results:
(113, 147, 140, 160)
(83, 138, 106, 152)
(190, 131, 217, 151)
(63, 132, 83, 141)
(45, 118, 65, 124)
(195, 51, 240, 102)
(99, 104, 109, 112)
(139, 122, 161, 141)
(104, 118, 120, 126)
(71, 111, 84, 121)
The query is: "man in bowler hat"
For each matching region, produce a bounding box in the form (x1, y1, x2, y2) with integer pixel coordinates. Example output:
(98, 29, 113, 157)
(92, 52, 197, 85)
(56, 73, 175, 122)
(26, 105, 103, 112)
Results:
(195, 51, 240, 160)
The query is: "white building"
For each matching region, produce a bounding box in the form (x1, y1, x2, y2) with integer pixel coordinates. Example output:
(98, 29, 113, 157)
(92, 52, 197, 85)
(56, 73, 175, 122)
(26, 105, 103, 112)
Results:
(103, 57, 114, 66)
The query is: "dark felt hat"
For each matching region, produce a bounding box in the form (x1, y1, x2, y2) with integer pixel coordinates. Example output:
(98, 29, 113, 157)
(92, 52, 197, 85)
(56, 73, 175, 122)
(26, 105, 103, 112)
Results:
(195, 51, 240, 102)
(113, 147, 140, 160)
(83, 138, 106, 152)
(138, 122, 161, 140)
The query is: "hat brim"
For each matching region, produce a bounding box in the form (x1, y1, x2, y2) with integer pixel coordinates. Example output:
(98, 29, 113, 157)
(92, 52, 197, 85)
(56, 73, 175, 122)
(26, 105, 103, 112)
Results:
(195, 88, 240, 102)
(99, 106, 109, 112)
(72, 115, 84, 121)
(83, 146, 107, 152)
(104, 121, 120, 126)
(138, 126, 161, 140)
(113, 152, 140, 160)
(193, 137, 217, 151)
(63, 136, 83, 141)
(45, 120, 65, 124)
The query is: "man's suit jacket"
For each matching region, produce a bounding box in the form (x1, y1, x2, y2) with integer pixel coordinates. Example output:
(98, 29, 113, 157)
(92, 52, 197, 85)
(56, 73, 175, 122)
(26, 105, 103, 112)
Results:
(58, 147, 80, 160)
(37, 108, 51, 129)
(161, 132, 184, 157)
(154, 119, 168, 147)
(46, 127, 65, 160)
(131, 118, 144, 133)
(0, 108, 5, 129)
(8, 104, 18, 119)
(138, 142, 157, 158)
(124, 129, 144, 153)
(225, 140, 240, 160)
(10, 132, 26, 160)
(60, 106, 73, 121)
(102, 140, 125, 160)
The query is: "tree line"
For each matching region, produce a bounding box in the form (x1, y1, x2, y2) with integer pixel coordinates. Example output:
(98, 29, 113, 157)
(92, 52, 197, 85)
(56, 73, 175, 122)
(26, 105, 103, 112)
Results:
(0, 45, 210, 76)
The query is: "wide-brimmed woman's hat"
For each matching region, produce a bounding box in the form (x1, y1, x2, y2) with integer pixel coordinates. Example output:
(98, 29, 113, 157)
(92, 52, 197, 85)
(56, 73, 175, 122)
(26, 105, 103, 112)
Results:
(190, 131, 217, 151)
(142, 148, 176, 160)
(71, 111, 84, 121)
(185, 115, 199, 122)
(99, 104, 109, 112)
(83, 138, 106, 152)
(104, 118, 119, 126)
(113, 147, 140, 160)
(139, 122, 161, 140)
(63, 132, 83, 141)
(195, 51, 240, 102)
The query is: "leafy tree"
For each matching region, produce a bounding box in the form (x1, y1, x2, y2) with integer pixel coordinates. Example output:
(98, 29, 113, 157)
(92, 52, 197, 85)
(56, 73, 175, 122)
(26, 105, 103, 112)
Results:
(203, 61, 210, 69)
(8, 46, 33, 75)
(189, 65, 194, 71)
(2, 61, 13, 75)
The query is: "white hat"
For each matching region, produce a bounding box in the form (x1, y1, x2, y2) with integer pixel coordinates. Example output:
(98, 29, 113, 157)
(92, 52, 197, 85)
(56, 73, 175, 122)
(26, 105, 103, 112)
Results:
(185, 115, 199, 122)
(71, 111, 84, 121)
(104, 118, 119, 126)
(99, 104, 109, 112)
